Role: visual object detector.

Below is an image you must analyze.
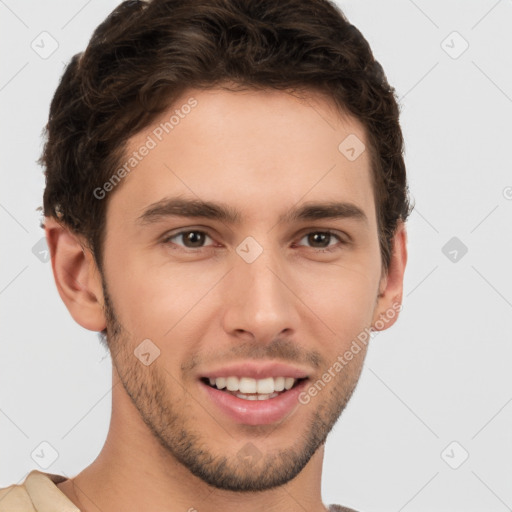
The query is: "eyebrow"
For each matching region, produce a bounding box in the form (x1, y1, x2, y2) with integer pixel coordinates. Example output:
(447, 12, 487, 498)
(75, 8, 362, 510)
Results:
(136, 197, 368, 226)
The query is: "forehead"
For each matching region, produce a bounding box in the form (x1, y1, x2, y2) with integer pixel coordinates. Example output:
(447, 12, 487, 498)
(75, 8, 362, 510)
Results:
(107, 86, 376, 227)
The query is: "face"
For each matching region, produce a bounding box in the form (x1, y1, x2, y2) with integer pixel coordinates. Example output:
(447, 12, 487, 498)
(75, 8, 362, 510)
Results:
(99, 86, 388, 491)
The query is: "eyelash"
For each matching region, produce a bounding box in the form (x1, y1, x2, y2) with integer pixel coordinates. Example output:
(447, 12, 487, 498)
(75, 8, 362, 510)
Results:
(161, 229, 347, 254)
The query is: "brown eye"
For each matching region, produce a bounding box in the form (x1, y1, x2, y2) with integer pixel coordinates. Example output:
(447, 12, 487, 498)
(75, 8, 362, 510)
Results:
(297, 231, 345, 252)
(163, 230, 213, 249)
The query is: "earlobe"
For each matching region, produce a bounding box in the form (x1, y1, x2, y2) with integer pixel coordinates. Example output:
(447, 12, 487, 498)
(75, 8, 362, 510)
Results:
(44, 216, 106, 332)
(372, 221, 408, 331)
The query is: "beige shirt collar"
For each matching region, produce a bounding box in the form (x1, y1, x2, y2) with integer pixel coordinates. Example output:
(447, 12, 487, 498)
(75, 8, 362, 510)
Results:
(25, 470, 80, 511)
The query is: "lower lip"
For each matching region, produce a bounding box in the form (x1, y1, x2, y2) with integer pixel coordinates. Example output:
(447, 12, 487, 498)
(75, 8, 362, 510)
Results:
(200, 379, 309, 426)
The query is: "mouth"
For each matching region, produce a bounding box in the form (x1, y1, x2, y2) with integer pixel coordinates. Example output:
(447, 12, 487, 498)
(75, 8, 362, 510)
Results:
(200, 376, 308, 401)
(199, 375, 310, 425)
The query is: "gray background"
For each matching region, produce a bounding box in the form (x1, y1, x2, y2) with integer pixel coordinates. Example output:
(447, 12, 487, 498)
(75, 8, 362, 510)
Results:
(1, 1, 511, 510)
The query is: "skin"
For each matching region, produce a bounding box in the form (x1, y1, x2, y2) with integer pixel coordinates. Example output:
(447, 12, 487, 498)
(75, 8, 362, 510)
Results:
(45, 85, 407, 512)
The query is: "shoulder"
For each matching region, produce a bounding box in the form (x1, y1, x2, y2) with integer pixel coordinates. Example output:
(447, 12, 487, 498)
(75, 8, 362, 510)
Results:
(0, 480, 36, 512)
(0, 470, 80, 512)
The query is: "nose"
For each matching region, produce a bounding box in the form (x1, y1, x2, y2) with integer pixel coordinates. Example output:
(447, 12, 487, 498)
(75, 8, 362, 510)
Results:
(221, 246, 300, 344)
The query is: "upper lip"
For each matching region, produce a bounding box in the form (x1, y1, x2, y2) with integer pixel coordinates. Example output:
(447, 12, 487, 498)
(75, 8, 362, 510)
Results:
(200, 361, 311, 380)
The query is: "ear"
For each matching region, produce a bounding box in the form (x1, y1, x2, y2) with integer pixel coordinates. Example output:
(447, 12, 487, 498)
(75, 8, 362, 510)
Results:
(371, 221, 408, 331)
(44, 216, 106, 332)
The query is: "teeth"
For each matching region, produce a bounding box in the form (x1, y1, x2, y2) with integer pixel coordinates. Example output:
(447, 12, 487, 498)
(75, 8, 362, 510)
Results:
(284, 377, 295, 390)
(210, 376, 299, 393)
(226, 376, 239, 391)
(239, 377, 257, 394)
(215, 377, 226, 389)
(235, 392, 279, 400)
(256, 377, 274, 394)
(274, 377, 285, 392)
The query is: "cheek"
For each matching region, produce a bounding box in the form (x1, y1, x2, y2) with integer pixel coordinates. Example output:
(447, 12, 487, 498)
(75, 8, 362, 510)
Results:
(106, 250, 225, 340)
(296, 263, 378, 347)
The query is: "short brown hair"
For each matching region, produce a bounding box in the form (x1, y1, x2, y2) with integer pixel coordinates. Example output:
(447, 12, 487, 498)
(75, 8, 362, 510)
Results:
(40, 0, 412, 273)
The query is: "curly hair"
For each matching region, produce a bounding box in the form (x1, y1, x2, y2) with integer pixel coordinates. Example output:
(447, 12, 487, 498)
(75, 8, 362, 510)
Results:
(40, 0, 412, 273)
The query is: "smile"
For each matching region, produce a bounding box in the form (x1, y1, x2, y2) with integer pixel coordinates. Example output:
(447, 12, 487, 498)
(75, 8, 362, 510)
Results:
(203, 376, 303, 400)
(200, 376, 309, 425)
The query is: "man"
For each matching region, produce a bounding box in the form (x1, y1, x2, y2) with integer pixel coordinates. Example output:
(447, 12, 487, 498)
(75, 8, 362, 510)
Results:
(0, 0, 410, 510)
